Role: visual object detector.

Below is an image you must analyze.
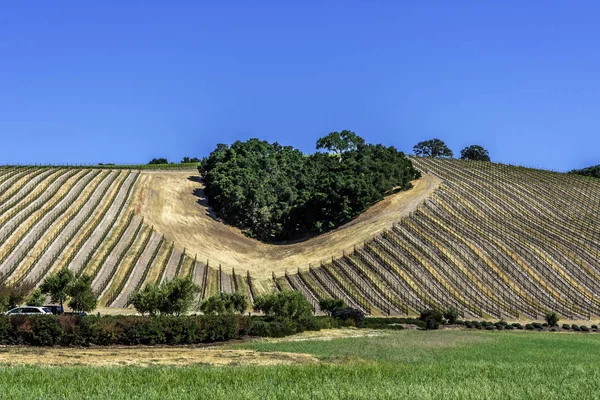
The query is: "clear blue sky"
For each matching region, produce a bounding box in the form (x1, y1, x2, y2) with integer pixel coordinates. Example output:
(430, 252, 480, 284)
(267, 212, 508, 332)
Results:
(1, 1, 599, 171)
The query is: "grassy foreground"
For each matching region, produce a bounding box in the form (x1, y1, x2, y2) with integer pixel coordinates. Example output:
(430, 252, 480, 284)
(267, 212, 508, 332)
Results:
(1, 330, 599, 399)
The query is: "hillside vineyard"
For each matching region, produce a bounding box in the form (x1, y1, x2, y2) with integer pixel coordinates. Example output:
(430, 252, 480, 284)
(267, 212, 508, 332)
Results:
(0, 159, 599, 318)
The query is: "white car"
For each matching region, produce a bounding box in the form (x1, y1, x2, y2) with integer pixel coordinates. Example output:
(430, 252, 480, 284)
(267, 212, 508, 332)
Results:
(4, 306, 53, 315)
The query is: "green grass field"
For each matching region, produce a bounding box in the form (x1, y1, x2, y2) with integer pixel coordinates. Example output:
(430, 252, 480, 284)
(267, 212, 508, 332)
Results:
(1, 330, 599, 399)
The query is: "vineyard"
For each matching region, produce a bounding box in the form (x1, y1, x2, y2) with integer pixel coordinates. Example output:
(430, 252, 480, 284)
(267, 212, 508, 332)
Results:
(0, 159, 599, 319)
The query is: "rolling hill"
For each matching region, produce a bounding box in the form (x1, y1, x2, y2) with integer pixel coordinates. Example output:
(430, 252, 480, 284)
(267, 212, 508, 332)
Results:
(0, 159, 598, 319)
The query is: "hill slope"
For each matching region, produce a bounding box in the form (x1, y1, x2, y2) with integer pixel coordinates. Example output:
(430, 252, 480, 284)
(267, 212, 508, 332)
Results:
(0, 160, 598, 318)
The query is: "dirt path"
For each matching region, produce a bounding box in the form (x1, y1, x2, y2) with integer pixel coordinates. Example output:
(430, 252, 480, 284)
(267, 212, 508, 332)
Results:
(133, 172, 441, 279)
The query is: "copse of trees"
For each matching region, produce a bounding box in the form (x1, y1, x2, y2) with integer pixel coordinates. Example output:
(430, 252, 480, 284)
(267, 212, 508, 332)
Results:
(570, 165, 600, 179)
(148, 158, 169, 165)
(460, 145, 491, 162)
(413, 138, 454, 158)
(199, 132, 421, 242)
(39, 268, 97, 312)
(200, 292, 247, 315)
(130, 277, 200, 316)
(0, 281, 35, 312)
(181, 157, 200, 163)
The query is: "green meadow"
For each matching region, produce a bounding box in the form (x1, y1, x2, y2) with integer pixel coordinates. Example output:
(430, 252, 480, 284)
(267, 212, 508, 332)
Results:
(1, 330, 599, 399)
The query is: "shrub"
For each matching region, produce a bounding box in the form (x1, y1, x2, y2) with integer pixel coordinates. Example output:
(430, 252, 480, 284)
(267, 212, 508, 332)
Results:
(200, 293, 248, 315)
(572, 324, 580, 331)
(511, 323, 522, 329)
(131, 277, 200, 316)
(562, 324, 571, 330)
(545, 312, 559, 327)
(419, 309, 443, 330)
(551, 328, 557, 332)
(591, 325, 598, 330)
(443, 307, 460, 324)
(504, 324, 514, 330)
(485, 325, 495, 330)
(254, 291, 313, 321)
(532, 322, 542, 329)
(525, 324, 534, 330)
(580, 325, 590, 332)
(331, 308, 365, 328)
(319, 298, 346, 316)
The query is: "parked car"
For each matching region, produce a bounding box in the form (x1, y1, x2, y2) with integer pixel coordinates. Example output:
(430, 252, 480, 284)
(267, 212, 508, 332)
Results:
(43, 305, 64, 315)
(5, 306, 53, 315)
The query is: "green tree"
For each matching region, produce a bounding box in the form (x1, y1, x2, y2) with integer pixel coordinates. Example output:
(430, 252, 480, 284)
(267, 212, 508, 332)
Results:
(148, 158, 168, 165)
(413, 139, 454, 158)
(131, 277, 200, 316)
(40, 268, 74, 309)
(130, 283, 164, 316)
(0, 281, 35, 311)
(545, 312, 560, 327)
(254, 291, 313, 321)
(26, 288, 46, 307)
(182, 157, 200, 163)
(67, 275, 97, 313)
(200, 292, 248, 315)
(316, 130, 365, 159)
(460, 145, 491, 161)
(199, 135, 420, 242)
(570, 165, 600, 179)
(318, 298, 345, 316)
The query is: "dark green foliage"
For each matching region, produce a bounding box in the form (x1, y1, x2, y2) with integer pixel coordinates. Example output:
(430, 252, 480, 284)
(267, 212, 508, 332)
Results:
(9, 315, 63, 346)
(67, 275, 97, 312)
(253, 291, 313, 321)
(504, 324, 514, 330)
(362, 317, 425, 330)
(571, 324, 580, 331)
(40, 268, 74, 309)
(199, 135, 420, 241)
(592, 325, 598, 329)
(580, 325, 589, 332)
(318, 298, 346, 315)
(485, 325, 495, 330)
(316, 130, 365, 158)
(443, 307, 459, 324)
(570, 165, 600, 179)
(200, 292, 248, 315)
(545, 312, 559, 327)
(532, 322, 542, 329)
(419, 309, 443, 330)
(26, 288, 46, 307)
(181, 157, 200, 163)
(0, 315, 249, 346)
(512, 323, 523, 330)
(331, 307, 365, 328)
(413, 138, 453, 158)
(130, 277, 200, 316)
(253, 291, 316, 336)
(562, 324, 571, 330)
(148, 158, 168, 165)
(460, 145, 491, 161)
(551, 328, 557, 332)
(0, 281, 35, 311)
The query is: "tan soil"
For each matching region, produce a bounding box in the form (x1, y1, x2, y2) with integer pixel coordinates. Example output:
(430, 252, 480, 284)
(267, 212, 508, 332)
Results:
(133, 172, 441, 279)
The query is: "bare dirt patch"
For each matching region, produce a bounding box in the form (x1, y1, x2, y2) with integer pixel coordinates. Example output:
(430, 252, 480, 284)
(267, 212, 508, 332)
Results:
(133, 172, 441, 279)
(0, 346, 318, 367)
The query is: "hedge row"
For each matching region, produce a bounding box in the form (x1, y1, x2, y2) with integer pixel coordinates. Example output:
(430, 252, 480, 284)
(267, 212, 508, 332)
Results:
(0, 315, 251, 346)
(0, 314, 355, 346)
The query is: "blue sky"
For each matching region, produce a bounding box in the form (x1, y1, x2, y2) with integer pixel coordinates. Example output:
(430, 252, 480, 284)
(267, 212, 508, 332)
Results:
(1, 1, 599, 171)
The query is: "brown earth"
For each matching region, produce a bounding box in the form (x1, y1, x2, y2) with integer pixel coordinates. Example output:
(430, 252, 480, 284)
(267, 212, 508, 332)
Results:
(132, 171, 441, 279)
